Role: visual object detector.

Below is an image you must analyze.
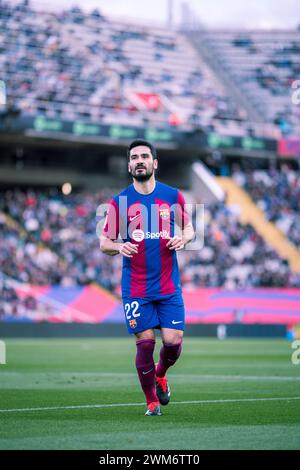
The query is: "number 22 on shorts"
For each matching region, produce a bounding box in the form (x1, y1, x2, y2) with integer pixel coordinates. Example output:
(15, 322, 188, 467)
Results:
(124, 301, 141, 320)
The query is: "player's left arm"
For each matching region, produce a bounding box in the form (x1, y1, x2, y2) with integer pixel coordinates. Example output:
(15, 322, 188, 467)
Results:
(167, 190, 195, 251)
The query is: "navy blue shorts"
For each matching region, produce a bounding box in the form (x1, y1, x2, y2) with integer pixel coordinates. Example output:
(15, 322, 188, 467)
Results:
(122, 292, 185, 334)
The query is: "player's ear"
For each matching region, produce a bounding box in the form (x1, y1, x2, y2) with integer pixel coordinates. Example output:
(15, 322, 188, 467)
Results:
(154, 159, 158, 170)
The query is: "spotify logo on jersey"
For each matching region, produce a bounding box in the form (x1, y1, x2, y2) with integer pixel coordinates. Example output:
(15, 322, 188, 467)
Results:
(131, 230, 170, 241)
(132, 229, 145, 242)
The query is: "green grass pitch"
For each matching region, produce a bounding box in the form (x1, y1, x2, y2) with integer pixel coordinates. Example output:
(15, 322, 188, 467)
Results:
(0, 337, 299, 450)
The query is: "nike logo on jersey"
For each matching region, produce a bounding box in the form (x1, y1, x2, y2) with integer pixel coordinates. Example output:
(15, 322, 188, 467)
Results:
(129, 214, 140, 221)
(172, 320, 183, 325)
(142, 368, 154, 375)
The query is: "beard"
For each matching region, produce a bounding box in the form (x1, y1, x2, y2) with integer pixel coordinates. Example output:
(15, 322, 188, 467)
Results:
(131, 165, 154, 182)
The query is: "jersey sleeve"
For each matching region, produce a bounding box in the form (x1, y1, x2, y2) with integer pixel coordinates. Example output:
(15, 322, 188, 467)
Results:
(102, 197, 120, 241)
(175, 190, 191, 229)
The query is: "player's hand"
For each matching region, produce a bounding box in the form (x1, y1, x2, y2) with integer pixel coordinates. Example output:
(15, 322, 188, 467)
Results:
(119, 242, 139, 258)
(166, 235, 185, 251)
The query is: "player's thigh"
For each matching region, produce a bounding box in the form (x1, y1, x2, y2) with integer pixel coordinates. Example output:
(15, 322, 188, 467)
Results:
(135, 329, 156, 341)
(156, 293, 185, 336)
(122, 297, 159, 335)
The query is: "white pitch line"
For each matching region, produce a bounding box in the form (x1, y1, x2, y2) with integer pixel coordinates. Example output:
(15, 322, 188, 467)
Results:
(0, 396, 300, 414)
(1, 372, 299, 381)
(172, 374, 300, 382)
(171, 397, 300, 405)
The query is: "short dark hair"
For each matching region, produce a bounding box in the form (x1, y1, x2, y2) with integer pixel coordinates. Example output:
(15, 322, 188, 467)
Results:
(127, 139, 157, 160)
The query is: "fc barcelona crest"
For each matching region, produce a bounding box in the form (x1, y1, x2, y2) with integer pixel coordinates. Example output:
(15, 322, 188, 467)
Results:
(129, 319, 137, 329)
(159, 209, 170, 220)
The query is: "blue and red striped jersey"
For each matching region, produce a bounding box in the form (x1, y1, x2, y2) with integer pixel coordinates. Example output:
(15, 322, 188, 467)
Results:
(102, 181, 190, 299)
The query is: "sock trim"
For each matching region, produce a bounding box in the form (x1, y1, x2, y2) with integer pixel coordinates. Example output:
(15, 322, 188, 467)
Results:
(136, 339, 156, 346)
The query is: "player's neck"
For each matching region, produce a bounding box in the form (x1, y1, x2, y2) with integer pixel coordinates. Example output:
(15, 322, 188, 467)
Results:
(133, 176, 156, 195)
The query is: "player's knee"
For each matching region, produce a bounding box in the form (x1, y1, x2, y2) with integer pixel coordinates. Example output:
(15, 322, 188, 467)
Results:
(162, 330, 183, 345)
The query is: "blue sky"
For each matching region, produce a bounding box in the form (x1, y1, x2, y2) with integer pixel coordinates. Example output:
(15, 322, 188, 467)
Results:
(13, 0, 300, 29)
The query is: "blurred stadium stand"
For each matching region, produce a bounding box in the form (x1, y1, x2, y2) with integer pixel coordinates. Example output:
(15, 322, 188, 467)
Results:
(1, 1, 249, 132)
(187, 29, 300, 137)
(1, 1, 300, 336)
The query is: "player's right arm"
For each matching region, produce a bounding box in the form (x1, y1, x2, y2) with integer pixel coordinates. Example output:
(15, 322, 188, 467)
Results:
(100, 236, 138, 258)
(99, 197, 138, 258)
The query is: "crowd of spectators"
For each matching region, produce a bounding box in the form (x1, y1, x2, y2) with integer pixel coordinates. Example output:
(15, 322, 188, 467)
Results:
(177, 201, 299, 289)
(2, 2, 299, 137)
(1, 0, 248, 133)
(232, 164, 300, 248)
(203, 30, 300, 137)
(0, 189, 122, 293)
(0, 275, 54, 320)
